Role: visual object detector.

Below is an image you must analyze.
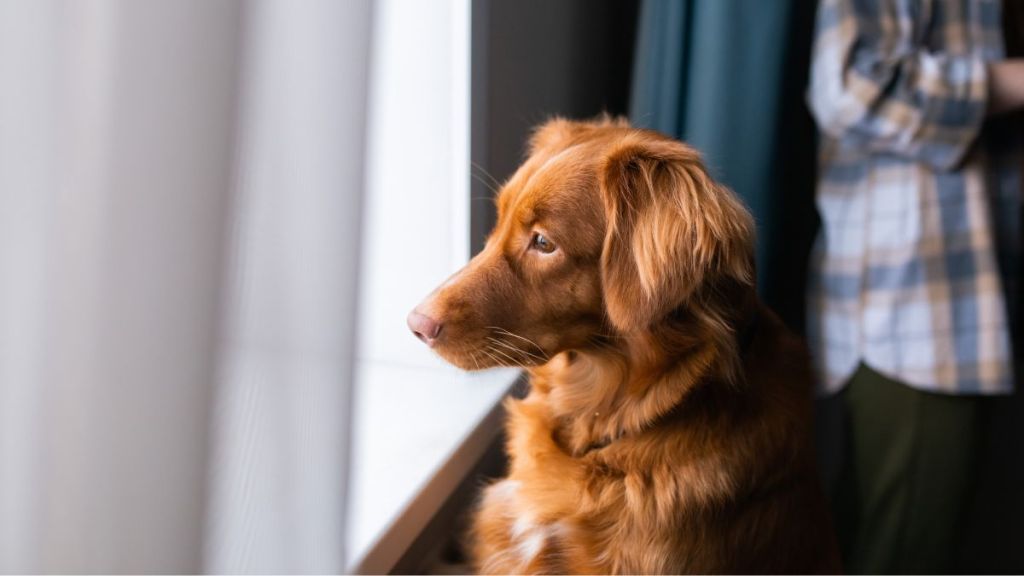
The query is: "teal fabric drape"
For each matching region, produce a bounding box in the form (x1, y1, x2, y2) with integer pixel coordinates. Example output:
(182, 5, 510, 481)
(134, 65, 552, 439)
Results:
(630, 0, 818, 330)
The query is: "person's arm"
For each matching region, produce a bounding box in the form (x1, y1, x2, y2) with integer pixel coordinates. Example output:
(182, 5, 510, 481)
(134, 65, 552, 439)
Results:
(807, 0, 988, 170)
(988, 59, 1024, 116)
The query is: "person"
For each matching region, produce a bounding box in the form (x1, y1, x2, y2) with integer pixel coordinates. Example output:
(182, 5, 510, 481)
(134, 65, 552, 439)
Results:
(806, 0, 1023, 572)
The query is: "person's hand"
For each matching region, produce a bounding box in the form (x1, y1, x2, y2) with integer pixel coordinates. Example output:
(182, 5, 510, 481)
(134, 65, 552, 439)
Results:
(988, 59, 1024, 115)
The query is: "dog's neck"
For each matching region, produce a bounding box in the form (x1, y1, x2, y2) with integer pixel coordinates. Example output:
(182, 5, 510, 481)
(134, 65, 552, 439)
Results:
(529, 285, 759, 456)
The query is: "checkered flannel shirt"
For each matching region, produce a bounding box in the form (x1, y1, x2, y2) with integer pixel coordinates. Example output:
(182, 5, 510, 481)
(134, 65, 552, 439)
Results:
(806, 0, 1023, 394)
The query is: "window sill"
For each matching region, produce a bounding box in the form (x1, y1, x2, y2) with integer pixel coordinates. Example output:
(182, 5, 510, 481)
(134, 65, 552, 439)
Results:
(346, 359, 519, 573)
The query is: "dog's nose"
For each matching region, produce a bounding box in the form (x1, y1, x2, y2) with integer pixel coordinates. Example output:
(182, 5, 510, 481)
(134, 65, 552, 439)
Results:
(407, 310, 442, 347)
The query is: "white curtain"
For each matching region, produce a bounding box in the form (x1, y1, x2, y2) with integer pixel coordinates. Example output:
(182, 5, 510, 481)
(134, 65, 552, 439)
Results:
(0, 0, 370, 572)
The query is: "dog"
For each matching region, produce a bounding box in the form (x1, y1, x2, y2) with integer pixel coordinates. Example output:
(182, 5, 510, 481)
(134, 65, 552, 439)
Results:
(408, 117, 841, 574)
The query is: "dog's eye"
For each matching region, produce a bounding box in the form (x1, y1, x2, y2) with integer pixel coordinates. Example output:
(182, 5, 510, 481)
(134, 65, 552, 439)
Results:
(531, 232, 556, 254)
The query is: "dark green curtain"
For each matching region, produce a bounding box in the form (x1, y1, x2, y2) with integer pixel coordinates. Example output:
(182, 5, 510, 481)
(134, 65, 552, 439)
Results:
(630, 0, 818, 332)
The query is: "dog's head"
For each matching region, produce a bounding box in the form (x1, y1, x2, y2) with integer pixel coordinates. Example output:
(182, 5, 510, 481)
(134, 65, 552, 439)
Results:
(408, 117, 755, 370)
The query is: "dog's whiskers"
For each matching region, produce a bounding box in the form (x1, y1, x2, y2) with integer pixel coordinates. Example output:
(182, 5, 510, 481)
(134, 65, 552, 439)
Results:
(484, 342, 520, 366)
(479, 348, 507, 367)
(486, 326, 550, 361)
(471, 173, 499, 195)
(471, 161, 503, 192)
(486, 336, 546, 364)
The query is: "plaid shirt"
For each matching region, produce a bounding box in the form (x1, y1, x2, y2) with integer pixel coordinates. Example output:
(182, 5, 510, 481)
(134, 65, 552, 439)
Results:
(807, 0, 1023, 394)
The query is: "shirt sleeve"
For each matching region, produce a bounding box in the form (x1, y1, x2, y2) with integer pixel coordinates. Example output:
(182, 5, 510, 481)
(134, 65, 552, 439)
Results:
(807, 0, 989, 170)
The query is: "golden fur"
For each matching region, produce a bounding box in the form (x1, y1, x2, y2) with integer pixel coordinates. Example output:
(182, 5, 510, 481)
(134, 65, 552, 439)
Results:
(410, 117, 841, 574)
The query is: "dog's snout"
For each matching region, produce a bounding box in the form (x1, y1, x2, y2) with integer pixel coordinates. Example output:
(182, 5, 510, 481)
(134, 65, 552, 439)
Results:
(407, 310, 442, 347)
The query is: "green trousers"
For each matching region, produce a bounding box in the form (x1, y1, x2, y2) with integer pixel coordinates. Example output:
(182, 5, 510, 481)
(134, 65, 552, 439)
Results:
(833, 364, 981, 574)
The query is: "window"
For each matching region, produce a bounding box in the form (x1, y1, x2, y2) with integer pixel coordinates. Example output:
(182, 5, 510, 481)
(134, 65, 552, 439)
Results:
(347, 0, 519, 570)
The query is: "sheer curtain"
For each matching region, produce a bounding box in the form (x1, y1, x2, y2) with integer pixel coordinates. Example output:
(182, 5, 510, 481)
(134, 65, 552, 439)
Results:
(0, 0, 370, 572)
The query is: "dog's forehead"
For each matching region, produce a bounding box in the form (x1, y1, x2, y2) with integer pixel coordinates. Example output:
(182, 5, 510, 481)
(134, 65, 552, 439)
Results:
(499, 144, 598, 224)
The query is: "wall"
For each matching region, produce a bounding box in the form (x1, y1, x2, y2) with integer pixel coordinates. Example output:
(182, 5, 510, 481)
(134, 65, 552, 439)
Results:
(470, 0, 639, 251)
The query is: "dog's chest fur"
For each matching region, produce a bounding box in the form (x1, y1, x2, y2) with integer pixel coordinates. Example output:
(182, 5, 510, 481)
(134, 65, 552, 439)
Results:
(469, 390, 692, 575)
(467, 325, 839, 574)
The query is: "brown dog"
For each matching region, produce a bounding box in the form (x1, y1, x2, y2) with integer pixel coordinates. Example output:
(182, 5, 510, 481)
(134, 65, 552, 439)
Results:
(408, 117, 840, 574)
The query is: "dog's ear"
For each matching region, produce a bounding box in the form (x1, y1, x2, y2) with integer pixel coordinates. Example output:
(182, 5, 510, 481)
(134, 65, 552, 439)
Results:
(598, 134, 755, 332)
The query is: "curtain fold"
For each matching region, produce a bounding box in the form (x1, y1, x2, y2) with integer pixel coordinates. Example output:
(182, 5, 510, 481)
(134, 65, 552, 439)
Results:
(0, 1, 370, 572)
(204, 0, 371, 572)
